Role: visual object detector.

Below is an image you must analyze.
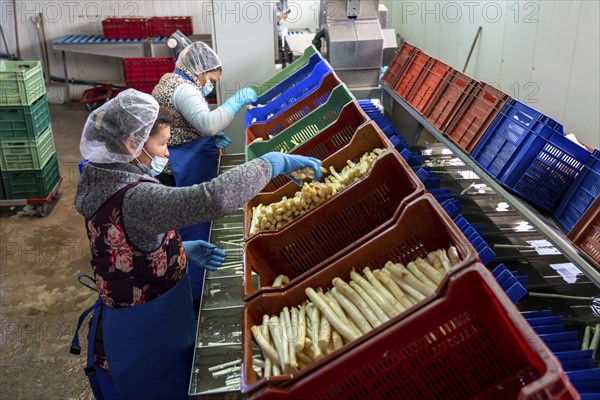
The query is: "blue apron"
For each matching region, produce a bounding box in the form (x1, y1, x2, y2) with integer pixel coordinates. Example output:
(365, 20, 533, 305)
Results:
(71, 274, 196, 400)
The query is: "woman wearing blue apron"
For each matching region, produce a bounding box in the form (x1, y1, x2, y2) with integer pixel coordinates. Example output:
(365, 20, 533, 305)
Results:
(152, 41, 257, 301)
(71, 89, 322, 399)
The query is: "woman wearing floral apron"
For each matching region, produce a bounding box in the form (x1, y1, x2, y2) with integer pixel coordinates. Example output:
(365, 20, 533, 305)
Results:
(70, 90, 322, 399)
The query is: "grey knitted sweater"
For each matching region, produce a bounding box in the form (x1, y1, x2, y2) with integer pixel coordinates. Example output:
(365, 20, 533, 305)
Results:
(75, 160, 271, 252)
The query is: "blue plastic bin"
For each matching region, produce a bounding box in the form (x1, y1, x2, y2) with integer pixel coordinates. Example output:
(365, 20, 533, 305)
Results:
(254, 53, 324, 106)
(472, 99, 591, 212)
(554, 149, 600, 231)
(244, 60, 334, 127)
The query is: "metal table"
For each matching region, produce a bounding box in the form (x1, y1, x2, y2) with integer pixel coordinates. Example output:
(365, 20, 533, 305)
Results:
(51, 34, 211, 103)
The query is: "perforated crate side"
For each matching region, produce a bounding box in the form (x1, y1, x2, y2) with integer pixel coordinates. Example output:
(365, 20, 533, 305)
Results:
(244, 264, 576, 400)
(555, 149, 600, 231)
(0, 61, 46, 106)
(567, 196, 600, 268)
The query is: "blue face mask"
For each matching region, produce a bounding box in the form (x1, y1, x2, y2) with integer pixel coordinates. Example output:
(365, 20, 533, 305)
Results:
(201, 79, 214, 97)
(137, 148, 168, 177)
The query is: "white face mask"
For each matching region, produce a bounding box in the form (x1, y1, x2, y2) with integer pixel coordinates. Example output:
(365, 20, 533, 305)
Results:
(201, 79, 214, 97)
(137, 148, 168, 177)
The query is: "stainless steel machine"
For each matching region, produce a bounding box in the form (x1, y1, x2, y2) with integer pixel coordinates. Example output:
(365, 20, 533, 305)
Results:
(316, 0, 397, 98)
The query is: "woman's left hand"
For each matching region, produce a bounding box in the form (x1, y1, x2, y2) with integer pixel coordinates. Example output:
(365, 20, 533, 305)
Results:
(214, 132, 232, 149)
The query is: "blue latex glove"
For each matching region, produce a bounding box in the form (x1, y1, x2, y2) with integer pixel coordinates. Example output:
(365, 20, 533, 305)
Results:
(221, 87, 258, 116)
(183, 240, 226, 272)
(183, 240, 226, 300)
(214, 132, 232, 149)
(259, 152, 322, 185)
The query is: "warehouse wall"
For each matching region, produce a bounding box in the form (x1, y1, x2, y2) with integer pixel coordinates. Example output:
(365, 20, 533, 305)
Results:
(380, 0, 600, 148)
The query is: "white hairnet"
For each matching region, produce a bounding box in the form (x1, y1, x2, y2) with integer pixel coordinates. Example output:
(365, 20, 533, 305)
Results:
(176, 41, 221, 76)
(80, 89, 159, 163)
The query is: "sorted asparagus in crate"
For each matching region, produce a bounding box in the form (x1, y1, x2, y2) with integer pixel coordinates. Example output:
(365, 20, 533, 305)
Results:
(248, 149, 385, 237)
(250, 246, 462, 377)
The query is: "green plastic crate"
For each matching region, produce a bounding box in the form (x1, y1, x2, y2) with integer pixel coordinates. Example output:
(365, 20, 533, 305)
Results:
(245, 84, 355, 161)
(251, 45, 318, 97)
(0, 61, 46, 106)
(2, 152, 61, 200)
(0, 125, 56, 170)
(0, 94, 51, 140)
(0, 174, 5, 200)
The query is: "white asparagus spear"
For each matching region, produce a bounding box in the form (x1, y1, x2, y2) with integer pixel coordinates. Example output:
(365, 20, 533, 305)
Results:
(447, 246, 461, 266)
(309, 304, 324, 361)
(348, 281, 390, 324)
(363, 267, 405, 313)
(350, 271, 398, 318)
(330, 287, 373, 334)
(374, 269, 415, 308)
(333, 278, 383, 328)
(437, 249, 452, 271)
(261, 315, 272, 377)
(251, 325, 279, 368)
(318, 312, 332, 351)
(406, 262, 437, 292)
(272, 275, 290, 287)
(322, 290, 362, 338)
(279, 311, 293, 373)
(282, 307, 298, 372)
(305, 288, 359, 342)
(269, 316, 288, 373)
(383, 263, 427, 302)
(296, 350, 313, 365)
(297, 303, 307, 352)
(332, 330, 344, 351)
(386, 263, 433, 296)
(415, 257, 444, 285)
(272, 364, 281, 376)
(427, 251, 443, 271)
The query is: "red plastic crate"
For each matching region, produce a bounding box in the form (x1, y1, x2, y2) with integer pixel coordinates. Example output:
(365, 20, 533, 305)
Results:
(102, 18, 149, 39)
(245, 73, 342, 145)
(382, 42, 417, 89)
(407, 59, 453, 114)
(444, 82, 510, 154)
(394, 49, 431, 99)
(244, 121, 394, 240)
(125, 82, 156, 94)
(148, 16, 192, 36)
(242, 150, 426, 301)
(79, 85, 113, 111)
(568, 196, 600, 268)
(423, 69, 477, 133)
(258, 101, 371, 193)
(242, 260, 577, 400)
(123, 58, 175, 84)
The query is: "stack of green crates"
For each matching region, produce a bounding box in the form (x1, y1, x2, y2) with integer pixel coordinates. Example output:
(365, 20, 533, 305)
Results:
(0, 61, 61, 200)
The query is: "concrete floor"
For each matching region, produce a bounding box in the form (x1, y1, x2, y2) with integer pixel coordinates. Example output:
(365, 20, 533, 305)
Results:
(1, 104, 96, 399)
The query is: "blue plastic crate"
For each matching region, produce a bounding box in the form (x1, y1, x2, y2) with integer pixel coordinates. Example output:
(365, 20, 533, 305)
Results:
(453, 214, 496, 265)
(472, 99, 591, 212)
(554, 148, 600, 231)
(491, 264, 527, 303)
(245, 60, 334, 127)
(254, 53, 324, 106)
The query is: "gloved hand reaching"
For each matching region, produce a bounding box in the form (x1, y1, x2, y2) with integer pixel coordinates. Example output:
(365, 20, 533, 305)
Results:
(221, 87, 258, 116)
(214, 132, 232, 149)
(183, 240, 226, 272)
(259, 152, 322, 185)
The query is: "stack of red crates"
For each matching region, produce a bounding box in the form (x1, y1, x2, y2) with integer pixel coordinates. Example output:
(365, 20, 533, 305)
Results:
(382, 42, 510, 155)
(123, 58, 175, 94)
(102, 17, 192, 39)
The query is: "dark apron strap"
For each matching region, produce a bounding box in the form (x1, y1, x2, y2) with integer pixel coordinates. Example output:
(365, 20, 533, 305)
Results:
(70, 274, 106, 400)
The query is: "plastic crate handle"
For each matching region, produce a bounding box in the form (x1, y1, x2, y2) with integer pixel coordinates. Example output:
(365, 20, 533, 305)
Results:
(510, 109, 536, 127)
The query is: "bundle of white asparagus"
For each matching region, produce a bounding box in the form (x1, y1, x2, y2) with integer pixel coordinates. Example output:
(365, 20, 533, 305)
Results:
(250, 246, 462, 377)
(249, 149, 386, 236)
